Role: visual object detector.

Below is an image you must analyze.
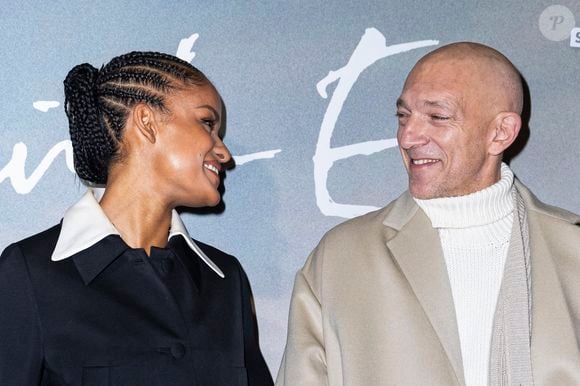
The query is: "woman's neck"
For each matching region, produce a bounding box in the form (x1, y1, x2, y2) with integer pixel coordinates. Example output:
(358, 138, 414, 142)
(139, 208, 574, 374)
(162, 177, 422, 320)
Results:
(99, 176, 172, 255)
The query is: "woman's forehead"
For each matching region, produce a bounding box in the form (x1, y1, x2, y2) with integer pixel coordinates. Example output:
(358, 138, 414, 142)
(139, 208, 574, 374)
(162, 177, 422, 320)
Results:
(168, 84, 222, 114)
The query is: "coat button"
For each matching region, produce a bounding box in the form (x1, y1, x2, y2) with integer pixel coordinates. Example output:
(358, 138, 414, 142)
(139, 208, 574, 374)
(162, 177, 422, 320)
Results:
(171, 343, 186, 359)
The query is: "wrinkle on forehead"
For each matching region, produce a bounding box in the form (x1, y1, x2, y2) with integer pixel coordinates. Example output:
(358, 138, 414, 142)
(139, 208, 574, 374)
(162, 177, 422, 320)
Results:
(401, 72, 467, 113)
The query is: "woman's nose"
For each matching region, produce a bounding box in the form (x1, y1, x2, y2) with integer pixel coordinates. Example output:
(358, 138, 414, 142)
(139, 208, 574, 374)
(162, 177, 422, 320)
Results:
(214, 137, 232, 164)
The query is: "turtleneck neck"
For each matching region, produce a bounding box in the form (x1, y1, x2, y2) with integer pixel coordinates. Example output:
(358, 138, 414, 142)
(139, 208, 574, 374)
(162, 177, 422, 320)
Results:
(411, 163, 517, 386)
(413, 163, 514, 229)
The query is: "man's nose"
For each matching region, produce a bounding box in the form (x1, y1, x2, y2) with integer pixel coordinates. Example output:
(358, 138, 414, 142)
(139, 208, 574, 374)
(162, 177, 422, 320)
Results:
(397, 116, 428, 149)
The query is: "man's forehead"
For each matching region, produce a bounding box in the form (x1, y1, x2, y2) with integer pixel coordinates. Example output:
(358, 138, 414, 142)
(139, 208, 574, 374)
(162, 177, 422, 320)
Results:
(398, 85, 464, 109)
(414, 44, 523, 115)
(408, 56, 478, 82)
(402, 59, 482, 99)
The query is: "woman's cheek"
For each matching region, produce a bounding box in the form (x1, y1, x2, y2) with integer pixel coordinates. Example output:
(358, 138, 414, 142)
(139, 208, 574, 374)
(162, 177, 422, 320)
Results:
(166, 148, 195, 174)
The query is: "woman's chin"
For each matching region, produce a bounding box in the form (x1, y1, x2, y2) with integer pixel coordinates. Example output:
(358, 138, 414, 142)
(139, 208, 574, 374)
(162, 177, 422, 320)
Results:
(175, 183, 222, 208)
(191, 191, 221, 208)
(205, 194, 222, 207)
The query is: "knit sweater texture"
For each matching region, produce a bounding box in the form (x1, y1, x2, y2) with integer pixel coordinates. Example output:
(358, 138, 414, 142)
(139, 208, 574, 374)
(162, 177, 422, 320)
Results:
(414, 163, 515, 386)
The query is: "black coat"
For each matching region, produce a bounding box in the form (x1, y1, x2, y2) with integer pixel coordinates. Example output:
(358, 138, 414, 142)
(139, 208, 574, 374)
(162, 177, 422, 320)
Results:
(0, 224, 273, 385)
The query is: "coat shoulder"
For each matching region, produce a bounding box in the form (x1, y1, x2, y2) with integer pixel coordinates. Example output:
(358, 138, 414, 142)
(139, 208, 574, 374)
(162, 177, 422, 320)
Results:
(2, 224, 61, 263)
(516, 180, 580, 226)
(321, 191, 414, 245)
(301, 192, 414, 278)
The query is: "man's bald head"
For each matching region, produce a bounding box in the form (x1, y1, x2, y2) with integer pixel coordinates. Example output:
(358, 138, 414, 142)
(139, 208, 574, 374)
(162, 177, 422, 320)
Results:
(410, 42, 524, 115)
(397, 42, 524, 199)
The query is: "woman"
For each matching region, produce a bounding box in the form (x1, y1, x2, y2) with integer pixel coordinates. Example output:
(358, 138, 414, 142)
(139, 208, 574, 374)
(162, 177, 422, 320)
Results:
(0, 52, 273, 385)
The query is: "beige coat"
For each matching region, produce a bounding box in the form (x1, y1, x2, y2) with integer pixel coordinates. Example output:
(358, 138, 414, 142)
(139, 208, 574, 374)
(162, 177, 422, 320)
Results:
(276, 181, 580, 386)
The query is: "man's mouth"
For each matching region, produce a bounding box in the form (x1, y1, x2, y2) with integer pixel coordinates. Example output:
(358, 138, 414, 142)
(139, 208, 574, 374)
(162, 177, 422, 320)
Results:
(411, 158, 439, 165)
(203, 162, 220, 175)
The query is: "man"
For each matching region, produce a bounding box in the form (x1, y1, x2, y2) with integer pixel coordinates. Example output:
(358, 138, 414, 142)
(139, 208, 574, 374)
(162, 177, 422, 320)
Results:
(276, 42, 580, 385)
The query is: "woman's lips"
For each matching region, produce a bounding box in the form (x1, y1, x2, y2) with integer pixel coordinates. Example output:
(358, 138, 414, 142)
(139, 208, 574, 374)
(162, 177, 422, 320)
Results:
(203, 161, 221, 176)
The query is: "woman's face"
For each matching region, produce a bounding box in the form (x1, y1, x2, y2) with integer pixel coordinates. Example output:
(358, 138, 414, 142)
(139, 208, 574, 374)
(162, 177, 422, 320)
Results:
(154, 83, 231, 208)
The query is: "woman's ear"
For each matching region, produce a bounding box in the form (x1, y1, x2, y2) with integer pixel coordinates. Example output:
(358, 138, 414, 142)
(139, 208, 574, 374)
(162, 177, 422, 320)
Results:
(488, 112, 521, 156)
(132, 103, 158, 144)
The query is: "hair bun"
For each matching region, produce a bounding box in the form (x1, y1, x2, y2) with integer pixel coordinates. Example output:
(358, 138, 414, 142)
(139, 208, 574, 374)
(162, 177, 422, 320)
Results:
(64, 63, 114, 185)
(64, 63, 99, 90)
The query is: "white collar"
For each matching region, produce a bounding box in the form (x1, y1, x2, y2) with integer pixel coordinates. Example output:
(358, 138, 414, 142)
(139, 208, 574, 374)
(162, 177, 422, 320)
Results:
(413, 163, 515, 228)
(51, 188, 224, 278)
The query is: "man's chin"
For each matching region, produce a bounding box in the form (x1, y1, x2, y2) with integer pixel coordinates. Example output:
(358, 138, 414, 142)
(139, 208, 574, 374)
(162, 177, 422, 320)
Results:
(409, 184, 440, 200)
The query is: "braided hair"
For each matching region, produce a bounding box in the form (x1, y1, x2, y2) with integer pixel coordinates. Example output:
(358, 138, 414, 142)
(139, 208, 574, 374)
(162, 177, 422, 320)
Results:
(63, 51, 209, 184)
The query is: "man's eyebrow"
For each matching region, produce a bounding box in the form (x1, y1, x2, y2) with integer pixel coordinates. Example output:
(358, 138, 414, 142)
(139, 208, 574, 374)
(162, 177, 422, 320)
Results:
(396, 98, 409, 109)
(422, 99, 456, 110)
(195, 104, 221, 120)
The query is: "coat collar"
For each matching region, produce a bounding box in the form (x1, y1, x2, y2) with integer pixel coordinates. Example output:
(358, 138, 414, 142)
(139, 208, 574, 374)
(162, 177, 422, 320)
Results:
(514, 180, 580, 378)
(383, 191, 465, 386)
(381, 180, 580, 385)
(51, 189, 224, 281)
(514, 179, 580, 224)
(383, 179, 580, 232)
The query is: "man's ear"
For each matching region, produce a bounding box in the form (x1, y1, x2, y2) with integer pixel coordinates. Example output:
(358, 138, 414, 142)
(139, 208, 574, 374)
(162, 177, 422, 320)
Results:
(131, 103, 158, 144)
(488, 112, 521, 156)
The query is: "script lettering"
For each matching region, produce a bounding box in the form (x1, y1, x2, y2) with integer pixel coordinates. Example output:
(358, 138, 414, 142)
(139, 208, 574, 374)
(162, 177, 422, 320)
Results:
(313, 28, 438, 218)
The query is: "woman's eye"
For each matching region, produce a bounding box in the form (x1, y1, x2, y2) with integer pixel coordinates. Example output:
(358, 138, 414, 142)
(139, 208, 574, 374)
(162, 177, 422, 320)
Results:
(201, 119, 215, 131)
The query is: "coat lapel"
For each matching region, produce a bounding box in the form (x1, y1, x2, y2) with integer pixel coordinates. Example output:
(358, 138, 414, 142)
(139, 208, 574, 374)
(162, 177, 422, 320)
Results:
(516, 181, 580, 382)
(384, 194, 465, 386)
(527, 216, 580, 381)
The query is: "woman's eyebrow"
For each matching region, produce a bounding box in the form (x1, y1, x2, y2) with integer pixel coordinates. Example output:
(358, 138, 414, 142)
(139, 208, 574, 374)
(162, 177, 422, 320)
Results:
(196, 105, 220, 120)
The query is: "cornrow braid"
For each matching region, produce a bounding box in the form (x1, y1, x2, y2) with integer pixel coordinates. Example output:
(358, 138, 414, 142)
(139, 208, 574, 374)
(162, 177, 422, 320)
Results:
(99, 85, 166, 108)
(63, 51, 209, 184)
(101, 51, 196, 79)
(98, 69, 172, 93)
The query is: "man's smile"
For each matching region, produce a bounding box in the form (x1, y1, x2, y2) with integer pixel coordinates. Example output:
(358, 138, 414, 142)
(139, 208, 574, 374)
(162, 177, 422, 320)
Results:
(411, 158, 440, 165)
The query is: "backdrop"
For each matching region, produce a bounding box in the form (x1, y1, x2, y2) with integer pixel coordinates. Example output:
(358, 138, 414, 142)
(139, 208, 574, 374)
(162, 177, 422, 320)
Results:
(1, 0, 579, 373)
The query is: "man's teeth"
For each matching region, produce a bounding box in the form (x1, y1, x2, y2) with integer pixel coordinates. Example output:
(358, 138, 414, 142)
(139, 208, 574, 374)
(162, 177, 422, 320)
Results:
(412, 159, 438, 165)
(204, 163, 219, 174)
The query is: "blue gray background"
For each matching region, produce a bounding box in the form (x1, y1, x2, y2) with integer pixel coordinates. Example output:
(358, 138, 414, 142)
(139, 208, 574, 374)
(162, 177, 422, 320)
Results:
(1, 0, 579, 373)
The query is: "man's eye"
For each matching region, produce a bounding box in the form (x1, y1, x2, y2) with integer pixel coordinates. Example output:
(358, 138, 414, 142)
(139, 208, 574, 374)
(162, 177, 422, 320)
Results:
(432, 115, 449, 121)
(395, 112, 407, 119)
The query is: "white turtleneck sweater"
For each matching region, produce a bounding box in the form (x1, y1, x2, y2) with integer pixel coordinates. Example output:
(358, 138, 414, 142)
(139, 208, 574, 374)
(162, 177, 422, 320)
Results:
(414, 164, 515, 386)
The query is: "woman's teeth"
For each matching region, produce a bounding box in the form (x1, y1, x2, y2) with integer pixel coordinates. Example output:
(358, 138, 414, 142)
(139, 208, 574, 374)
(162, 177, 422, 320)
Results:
(204, 163, 219, 175)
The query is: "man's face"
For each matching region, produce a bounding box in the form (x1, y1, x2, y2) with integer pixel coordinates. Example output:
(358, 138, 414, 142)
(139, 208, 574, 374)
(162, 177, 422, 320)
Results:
(396, 58, 498, 199)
